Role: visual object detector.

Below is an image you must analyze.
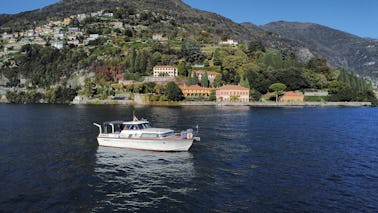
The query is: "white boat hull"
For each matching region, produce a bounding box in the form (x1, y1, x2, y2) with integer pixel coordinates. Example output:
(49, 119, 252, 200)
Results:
(97, 136, 194, 151)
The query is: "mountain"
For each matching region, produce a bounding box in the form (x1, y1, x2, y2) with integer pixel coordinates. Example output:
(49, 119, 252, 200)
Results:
(0, 0, 253, 40)
(0, 0, 376, 80)
(241, 22, 314, 62)
(0, 0, 314, 60)
(263, 21, 378, 79)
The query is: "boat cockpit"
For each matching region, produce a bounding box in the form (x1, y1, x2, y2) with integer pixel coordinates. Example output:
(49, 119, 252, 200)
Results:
(93, 121, 152, 134)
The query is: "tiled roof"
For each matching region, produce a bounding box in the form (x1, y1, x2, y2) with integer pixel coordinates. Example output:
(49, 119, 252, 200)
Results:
(153, 65, 177, 69)
(217, 85, 249, 91)
(180, 85, 212, 90)
(195, 70, 221, 75)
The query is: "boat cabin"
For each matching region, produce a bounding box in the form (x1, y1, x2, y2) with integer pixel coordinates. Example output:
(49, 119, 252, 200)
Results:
(93, 119, 178, 139)
(97, 120, 152, 134)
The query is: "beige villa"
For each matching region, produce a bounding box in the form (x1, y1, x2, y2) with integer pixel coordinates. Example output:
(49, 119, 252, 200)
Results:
(216, 85, 250, 102)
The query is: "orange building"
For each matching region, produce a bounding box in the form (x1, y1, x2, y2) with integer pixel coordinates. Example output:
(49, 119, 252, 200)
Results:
(280, 91, 305, 102)
(63, 18, 72, 24)
(216, 85, 249, 102)
(180, 85, 213, 97)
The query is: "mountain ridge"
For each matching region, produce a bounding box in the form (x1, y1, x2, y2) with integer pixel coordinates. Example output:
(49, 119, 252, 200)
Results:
(0, 0, 377, 80)
(263, 21, 378, 79)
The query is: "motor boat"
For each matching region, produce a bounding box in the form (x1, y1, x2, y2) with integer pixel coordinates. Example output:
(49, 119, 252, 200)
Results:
(93, 116, 200, 151)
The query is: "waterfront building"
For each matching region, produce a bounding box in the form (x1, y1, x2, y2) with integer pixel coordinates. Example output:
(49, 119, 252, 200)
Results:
(216, 85, 249, 102)
(280, 91, 305, 102)
(180, 85, 213, 97)
(153, 66, 178, 77)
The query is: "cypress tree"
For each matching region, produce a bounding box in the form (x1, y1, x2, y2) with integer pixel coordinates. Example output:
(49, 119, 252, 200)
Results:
(201, 71, 209, 87)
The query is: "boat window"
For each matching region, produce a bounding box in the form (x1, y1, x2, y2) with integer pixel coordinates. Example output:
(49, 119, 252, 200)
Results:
(160, 131, 175, 138)
(141, 133, 159, 138)
(142, 123, 151, 128)
(138, 124, 145, 129)
(114, 124, 122, 133)
(103, 124, 112, 134)
(129, 125, 138, 130)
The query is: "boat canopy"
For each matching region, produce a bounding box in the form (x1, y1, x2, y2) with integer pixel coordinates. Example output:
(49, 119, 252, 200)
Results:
(103, 120, 125, 125)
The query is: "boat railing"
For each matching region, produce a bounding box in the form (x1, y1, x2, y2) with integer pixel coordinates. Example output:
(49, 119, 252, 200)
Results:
(93, 123, 102, 134)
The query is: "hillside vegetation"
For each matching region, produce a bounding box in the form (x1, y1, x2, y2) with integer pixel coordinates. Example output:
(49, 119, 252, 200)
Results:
(263, 21, 378, 80)
(0, 0, 376, 104)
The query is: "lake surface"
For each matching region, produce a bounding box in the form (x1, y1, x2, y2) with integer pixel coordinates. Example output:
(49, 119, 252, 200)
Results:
(0, 104, 377, 212)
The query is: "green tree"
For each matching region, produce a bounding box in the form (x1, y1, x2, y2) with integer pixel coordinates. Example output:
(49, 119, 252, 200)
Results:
(247, 40, 265, 56)
(212, 74, 224, 88)
(209, 90, 216, 101)
(178, 61, 187, 76)
(213, 48, 222, 66)
(82, 78, 96, 98)
(181, 40, 204, 64)
(269, 83, 287, 102)
(201, 71, 209, 87)
(143, 82, 156, 93)
(187, 71, 199, 86)
(154, 84, 166, 95)
(165, 82, 184, 101)
(129, 48, 137, 72)
(239, 76, 250, 89)
(328, 81, 354, 101)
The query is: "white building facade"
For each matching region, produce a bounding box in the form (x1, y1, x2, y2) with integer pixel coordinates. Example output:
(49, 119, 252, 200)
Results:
(153, 66, 178, 77)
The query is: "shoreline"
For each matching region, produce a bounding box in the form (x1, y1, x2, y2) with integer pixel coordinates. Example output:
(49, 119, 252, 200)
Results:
(180, 101, 372, 107)
(70, 100, 372, 107)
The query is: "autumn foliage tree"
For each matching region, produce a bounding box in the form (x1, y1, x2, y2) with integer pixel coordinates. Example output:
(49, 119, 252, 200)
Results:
(95, 64, 123, 82)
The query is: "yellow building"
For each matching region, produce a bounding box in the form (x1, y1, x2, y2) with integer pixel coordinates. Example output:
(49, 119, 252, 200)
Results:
(180, 85, 213, 97)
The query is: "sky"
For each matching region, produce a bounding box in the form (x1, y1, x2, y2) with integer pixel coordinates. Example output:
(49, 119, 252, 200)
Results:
(0, 0, 377, 38)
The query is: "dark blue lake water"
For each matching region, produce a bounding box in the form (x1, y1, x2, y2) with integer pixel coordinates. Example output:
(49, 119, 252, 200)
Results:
(0, 104, 377, 212)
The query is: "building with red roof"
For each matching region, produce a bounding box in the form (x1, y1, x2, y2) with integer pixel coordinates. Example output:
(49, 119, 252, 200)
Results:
(280, 91, 304, 102)
(194, 70, 221, 83)
(216, 85, 249, 102)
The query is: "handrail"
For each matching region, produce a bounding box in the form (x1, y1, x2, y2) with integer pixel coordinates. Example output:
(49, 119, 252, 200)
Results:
(93, 123, 102, 134)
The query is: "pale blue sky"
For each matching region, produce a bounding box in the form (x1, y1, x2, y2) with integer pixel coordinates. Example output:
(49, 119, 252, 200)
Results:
(0, 0, 377, 38)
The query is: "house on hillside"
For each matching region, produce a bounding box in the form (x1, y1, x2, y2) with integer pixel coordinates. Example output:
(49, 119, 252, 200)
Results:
(152, 33, 168, 41)
(219, 39, 238, 47)
(216, 85, 249, 102)
(153, 66, 178, 77)
(194, 70, 221, 83)
(280, 91, 304, 102)
(180, 85, 213, 97)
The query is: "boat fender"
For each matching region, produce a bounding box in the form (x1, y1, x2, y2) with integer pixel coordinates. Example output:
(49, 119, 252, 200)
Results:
(187, 132, 193, 139)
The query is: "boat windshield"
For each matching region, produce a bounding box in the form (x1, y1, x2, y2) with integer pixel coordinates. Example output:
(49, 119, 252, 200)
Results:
(124, 122, 151, 130)
(142, 123, 151, 128)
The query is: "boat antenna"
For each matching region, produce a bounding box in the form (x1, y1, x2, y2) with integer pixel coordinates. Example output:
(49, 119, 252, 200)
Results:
(133, 111, 139, 121)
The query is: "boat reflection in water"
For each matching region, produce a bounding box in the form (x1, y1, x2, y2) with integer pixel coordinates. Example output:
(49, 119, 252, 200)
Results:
(93, 147, 195, 211)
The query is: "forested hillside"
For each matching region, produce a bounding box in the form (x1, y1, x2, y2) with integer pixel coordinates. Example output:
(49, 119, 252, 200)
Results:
(0, 0, 376, 104)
